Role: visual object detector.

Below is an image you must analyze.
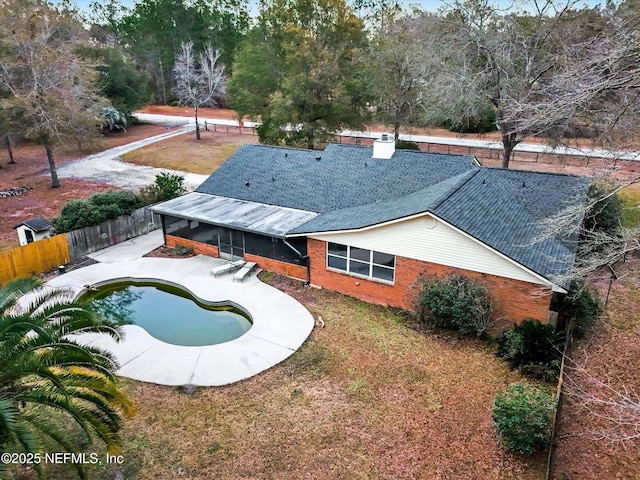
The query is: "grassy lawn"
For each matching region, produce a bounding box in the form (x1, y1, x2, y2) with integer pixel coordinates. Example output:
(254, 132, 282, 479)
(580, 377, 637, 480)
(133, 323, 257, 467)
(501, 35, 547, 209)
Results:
(23, 275, 545, 480)
(120, 128, 259, 175)
(619, 183, 640, 228)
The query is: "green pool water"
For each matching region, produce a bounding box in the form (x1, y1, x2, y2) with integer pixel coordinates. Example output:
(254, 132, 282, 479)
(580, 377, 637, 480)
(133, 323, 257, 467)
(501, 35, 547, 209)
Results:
(81, 281, 252, 347)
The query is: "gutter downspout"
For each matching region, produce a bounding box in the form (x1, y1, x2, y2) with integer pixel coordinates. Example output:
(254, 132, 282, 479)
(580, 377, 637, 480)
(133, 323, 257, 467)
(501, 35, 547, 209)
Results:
(282, 238, 310, 285)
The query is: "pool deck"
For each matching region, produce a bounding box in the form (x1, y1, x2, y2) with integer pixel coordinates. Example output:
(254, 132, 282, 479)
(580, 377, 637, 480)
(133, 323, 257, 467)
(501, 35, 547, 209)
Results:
(44, 230, 315, 386)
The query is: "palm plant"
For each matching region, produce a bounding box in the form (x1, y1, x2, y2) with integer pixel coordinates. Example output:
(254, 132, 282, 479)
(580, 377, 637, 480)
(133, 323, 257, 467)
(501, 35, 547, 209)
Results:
(0, 278, 135, 479)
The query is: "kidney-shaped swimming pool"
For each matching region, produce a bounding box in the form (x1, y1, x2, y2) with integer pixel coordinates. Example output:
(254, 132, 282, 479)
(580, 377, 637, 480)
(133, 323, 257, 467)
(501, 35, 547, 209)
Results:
(80, 280, 252, 347)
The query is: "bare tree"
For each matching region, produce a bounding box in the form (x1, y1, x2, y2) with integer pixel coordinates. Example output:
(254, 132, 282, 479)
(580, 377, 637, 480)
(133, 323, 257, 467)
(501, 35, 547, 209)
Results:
(172, 41, 226, 140)
(0, 0, 103, 188)
(563, 358, 640, 445)
(418, 0, 637, 168)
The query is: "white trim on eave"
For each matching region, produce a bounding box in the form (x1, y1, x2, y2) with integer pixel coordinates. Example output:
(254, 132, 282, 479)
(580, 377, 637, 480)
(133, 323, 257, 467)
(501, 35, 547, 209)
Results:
(289, 211, 567, 294)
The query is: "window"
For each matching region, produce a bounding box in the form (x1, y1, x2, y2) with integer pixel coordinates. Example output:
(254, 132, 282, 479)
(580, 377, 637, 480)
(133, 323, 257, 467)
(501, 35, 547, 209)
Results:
(326, 242, 395, 283)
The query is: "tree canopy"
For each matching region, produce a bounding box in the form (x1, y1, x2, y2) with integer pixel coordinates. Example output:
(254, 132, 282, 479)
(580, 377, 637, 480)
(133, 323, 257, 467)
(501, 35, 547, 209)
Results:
(228, 0, 371, 149)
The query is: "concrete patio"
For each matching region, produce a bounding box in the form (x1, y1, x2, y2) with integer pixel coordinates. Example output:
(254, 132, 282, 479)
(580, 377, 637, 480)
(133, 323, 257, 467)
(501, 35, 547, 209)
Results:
(45, 230, 315, 386)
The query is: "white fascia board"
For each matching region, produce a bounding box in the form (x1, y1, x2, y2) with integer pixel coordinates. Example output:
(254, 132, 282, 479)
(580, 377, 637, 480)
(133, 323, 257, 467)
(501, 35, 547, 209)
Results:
(289, 211, 567, 294)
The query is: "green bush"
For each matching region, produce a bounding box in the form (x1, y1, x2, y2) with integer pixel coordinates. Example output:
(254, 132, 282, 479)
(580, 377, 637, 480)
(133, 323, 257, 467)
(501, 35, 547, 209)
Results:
(53, 190, 143, 233)
(395, 140, 420, 150)
(419, 274, 493, 336)
(551, 280, 600, 338)
(493, 381, 557, 454)
(583, 182, 623, 237)
(497, 319, 565, 380)
(173, 244, 193, 256)
(140, 173, 187, 204)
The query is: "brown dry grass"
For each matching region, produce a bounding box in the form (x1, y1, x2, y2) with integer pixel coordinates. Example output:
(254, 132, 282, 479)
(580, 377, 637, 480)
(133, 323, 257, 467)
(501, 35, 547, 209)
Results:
(120, 128, 258, 174)
(20, 275, 545, 480)
(552, 255, 640, 480)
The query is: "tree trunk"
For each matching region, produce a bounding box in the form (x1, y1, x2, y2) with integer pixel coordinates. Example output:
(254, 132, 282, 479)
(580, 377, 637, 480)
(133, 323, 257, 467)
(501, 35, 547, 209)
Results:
(394, 120, 400, 142)
(194, 106, 201, 140)
(45, 142, 60, 188)
(501, 131, 518, 169)
(6, 136, 15, 164)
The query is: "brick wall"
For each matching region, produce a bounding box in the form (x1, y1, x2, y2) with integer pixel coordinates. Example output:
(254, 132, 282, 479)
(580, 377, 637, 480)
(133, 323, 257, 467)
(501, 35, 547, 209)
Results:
(164, 236, 307, 281)
(244, 253, 307, 281)
(166, 235, 219, 257)
(307, 238, 552, 325)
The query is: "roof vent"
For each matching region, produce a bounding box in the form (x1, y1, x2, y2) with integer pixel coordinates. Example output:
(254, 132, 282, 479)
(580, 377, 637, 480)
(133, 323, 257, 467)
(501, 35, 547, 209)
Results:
(245, 181, 250, 187)
(316, 156, 321, 161)
(372, 134, 395, 159)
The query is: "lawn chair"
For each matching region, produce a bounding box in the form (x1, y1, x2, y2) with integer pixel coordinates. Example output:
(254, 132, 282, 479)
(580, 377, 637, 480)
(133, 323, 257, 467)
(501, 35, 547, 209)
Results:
(233, 262, 256, 283)
(210, 259, 245, 277)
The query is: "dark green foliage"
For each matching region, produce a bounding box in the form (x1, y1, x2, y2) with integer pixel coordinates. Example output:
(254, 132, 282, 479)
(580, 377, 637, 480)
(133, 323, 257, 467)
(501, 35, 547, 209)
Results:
(419, 274, 492, 336)
(552, 280, 600, 338)
(53, 190, 143, 233)
(98, 106, 130, 132)
(228, 0, 370, 149)
(173, 244, 193, 256)
(139, 173, 186, 204)
(0, 278, 135, 479)
(395, 140, 420, 150)
(584, 182, 623, 236)
(439, 104, 497, 133)
(492, 381, 557, 454)
(80, 45, 150, 112)
(497, 319, 565, 380)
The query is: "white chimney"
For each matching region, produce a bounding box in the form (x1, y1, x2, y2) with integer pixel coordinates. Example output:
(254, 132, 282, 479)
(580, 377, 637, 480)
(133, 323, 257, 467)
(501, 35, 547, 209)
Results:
(372, 133, 395, 159)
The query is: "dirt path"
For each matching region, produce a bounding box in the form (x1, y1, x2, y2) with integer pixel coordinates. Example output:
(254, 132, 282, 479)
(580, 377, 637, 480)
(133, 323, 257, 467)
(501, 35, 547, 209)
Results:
(56, 125, 208, 190)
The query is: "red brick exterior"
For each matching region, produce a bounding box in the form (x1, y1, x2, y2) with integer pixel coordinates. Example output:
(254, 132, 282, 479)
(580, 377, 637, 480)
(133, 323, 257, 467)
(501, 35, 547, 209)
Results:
(244, 253, 307, 281)
(164, 236, 307, 281)
(166, 235, 219, 257)
(307, 238, 552, 325)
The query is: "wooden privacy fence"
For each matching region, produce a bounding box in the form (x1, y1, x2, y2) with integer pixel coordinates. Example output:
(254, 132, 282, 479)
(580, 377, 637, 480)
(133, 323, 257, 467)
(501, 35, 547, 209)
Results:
(0, 234, 69, 285)
(66, 207, 160, 260)
(0, 207, 161, 285)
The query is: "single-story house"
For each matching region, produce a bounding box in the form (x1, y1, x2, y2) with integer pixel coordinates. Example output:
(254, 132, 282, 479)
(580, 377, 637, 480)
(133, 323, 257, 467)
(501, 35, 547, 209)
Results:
(150, 138, 590, 324)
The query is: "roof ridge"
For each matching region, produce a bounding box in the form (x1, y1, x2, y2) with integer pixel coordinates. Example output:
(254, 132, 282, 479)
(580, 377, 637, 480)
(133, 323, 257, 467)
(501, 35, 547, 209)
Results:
(486, 165, 587, 179)
(431, 169, 481, 210)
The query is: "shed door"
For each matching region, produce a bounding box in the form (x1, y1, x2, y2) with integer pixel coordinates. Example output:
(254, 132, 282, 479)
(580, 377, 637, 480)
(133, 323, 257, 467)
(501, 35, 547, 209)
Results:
(219, 228, 244, 261)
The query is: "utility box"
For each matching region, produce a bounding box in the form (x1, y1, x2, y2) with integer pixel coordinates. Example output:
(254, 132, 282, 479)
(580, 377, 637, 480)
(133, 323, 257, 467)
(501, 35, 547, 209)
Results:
(13, 216, 53, 246)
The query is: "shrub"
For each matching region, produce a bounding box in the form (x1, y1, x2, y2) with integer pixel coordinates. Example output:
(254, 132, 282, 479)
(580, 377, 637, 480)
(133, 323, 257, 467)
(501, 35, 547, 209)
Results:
(173, 244, 193, 256)
(395, 140, 420, 150)
(419, 274, 493, 336)
(497, 319, 565, 379)
(493, 381, 557, 454)
(140, 173, 187, 204)
(551, 280, 600, 338)
(98, 106, 129, 132)
(53, 190, 143, 233)
(583, 182, 623, 237)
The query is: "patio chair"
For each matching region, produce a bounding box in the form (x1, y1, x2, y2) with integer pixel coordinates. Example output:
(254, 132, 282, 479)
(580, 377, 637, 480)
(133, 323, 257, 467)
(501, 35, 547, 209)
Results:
(210, 259, 245, 277)
(233, 262, 256, 283)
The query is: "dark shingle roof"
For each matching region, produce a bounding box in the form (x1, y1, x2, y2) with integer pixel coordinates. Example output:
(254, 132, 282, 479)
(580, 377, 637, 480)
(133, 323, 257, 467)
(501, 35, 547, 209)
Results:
(196, 144, 478, 213)
(12, 216, 52, 232)
(432, 168, 589, 281)
(191, 143, 589, 284)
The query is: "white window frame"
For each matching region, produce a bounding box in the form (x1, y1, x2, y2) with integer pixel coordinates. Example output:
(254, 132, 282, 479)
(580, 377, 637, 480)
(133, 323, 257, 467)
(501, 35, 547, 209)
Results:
(326, 242, 395, 284)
